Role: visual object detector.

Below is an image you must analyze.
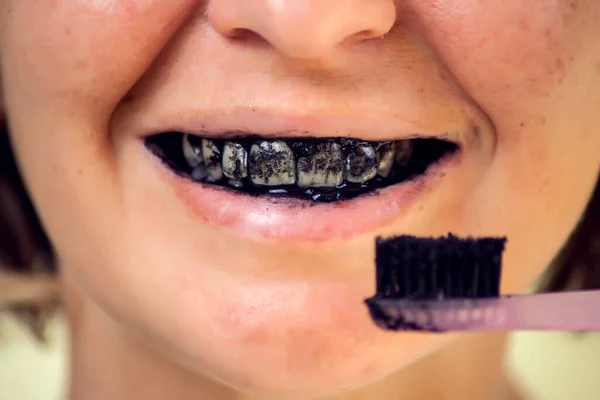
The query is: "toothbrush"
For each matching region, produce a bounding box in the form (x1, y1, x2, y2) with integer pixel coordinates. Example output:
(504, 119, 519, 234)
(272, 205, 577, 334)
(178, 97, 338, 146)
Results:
(364, 234, 600, 332)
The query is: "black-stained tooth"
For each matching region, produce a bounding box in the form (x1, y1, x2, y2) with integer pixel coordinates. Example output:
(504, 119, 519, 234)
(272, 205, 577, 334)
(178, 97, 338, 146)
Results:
(201, 139, 224, 180)
(296, 142, 344, 188)
(345, 141, 377, 183)
(191, 165, 209, 181)
(376, 142, 395, 178)
(147, 132, 457, 203)
(222, 141, 248, 180)
(182, 134, 203, 167)
(249, 141, 296, 186)
(395, 140, 413, 166)
(227, 179, 244, 188)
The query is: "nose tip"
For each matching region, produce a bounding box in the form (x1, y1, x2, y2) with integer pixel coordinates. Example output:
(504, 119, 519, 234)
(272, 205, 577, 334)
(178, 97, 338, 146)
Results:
(207, 0, 396, 59)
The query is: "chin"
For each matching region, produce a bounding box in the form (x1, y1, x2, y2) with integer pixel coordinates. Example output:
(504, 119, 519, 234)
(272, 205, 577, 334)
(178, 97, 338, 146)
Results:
(178, 329, 458, 400)
(118, 276, 462, 400)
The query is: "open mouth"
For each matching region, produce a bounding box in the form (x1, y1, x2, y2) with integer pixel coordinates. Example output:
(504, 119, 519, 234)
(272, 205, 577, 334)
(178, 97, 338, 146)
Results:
(145, 133, 458, 203)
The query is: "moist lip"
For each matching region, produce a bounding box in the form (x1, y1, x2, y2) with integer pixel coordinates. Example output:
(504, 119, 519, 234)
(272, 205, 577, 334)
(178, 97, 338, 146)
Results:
(145, 132, 458, 203)
(144, 132, 461, 240)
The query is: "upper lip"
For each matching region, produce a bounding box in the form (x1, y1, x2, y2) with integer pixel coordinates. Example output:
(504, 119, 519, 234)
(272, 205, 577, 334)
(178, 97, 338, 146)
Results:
(120, 106, 469, 146)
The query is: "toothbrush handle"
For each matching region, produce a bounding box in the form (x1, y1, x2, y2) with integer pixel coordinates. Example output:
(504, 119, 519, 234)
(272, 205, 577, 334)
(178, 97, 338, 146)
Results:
(365, 290, 600, 332)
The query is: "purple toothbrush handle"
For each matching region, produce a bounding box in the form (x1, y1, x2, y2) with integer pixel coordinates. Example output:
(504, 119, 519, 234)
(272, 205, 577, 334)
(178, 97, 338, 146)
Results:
(365, 290, 600, 332)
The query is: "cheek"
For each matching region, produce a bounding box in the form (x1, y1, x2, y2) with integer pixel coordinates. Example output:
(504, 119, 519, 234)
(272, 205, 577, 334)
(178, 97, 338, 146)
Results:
(404, 0, 600, 268)
(0, 0, 195, 121)
(406, 0, 596, 116)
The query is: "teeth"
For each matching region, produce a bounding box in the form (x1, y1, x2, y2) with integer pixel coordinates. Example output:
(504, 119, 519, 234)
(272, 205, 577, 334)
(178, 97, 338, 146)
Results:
(222, 141, 248, 180)
(296, 142, 344, 188)
(376, 142, 395, 178)
(227, 179, 244, 188)
(249, 141, 296, 186)
(191, 165, 209, 181)
(181, 137, 418, 189)
(344, 141, 377, 183)
(395, 140, 413, 166)
(182, 134, 204, 167)
(201, 139, 224, 181)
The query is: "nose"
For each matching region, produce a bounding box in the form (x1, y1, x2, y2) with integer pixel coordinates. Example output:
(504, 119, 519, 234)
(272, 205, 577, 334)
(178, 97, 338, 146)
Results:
(207, 0, 397, 59)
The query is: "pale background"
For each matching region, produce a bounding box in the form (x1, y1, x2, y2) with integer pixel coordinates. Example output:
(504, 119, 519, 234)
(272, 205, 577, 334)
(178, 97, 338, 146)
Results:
(2, 314, 600, 400)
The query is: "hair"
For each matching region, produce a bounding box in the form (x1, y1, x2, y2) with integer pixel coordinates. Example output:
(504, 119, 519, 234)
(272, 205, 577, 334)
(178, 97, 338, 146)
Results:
(0, 127, 58, 340)
(0, 124, 599, 338)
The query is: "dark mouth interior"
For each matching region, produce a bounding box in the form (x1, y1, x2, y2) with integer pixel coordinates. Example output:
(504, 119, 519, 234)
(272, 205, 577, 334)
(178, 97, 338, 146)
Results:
(145, 132, 458, 203)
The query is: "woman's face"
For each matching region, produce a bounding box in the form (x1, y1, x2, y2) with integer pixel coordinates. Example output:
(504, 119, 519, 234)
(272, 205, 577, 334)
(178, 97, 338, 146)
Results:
(2, 0, 599, 398)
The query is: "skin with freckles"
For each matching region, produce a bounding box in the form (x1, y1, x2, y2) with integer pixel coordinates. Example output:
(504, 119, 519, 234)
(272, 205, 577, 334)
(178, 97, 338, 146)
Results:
(1, 1, 599, 400)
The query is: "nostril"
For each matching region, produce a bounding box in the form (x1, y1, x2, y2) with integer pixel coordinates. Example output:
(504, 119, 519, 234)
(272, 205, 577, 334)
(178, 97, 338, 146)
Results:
(353, 29, 383, 42)
(342, 29, 387, 47)
(227, 28, 258, 40)
(218, 27, 271, 47)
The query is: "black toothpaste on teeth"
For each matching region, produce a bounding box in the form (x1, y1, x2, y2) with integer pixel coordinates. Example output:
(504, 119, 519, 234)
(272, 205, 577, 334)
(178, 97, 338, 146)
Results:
(145, 132, 458, 202)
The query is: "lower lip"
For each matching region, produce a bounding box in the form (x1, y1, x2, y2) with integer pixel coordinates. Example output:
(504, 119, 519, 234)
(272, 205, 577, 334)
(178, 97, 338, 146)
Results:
(166, 154, 458, 242)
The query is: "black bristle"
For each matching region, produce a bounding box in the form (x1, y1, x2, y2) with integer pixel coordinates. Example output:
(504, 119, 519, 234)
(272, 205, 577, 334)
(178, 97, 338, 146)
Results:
(373, 234, 507, 300)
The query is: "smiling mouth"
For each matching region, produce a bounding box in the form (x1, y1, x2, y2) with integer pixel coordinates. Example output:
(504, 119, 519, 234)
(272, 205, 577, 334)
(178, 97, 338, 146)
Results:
(145, 132, 458, 203)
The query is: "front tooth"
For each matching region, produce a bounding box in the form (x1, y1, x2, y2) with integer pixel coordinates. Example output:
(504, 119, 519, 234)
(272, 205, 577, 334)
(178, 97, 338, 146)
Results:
(395, 140, 413, 166)
(376, 142, 395, 178)
(222, 141, 248, 180)
(201, 139, 223, 180)
(296, 142, 344, 188)
(182, 134, 203, 167)
(249, 141, 296, 186)
(345, 141, 377, 183)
